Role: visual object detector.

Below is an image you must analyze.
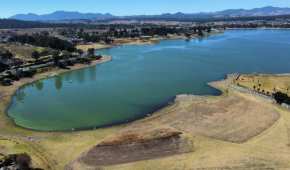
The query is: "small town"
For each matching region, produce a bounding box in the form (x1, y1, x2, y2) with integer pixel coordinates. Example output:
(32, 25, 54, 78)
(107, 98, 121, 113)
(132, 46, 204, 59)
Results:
(0, 24, 220, 87)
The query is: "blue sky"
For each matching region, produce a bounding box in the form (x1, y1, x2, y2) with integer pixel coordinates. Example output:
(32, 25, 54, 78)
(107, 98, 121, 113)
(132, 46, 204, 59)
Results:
(1, 0, 290, 18)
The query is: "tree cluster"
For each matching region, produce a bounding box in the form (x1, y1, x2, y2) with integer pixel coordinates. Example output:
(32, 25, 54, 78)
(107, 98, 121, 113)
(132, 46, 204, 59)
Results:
(273, 92, 290, 105)
(0, 153, 43, 170)
(9, 33, 76, 52)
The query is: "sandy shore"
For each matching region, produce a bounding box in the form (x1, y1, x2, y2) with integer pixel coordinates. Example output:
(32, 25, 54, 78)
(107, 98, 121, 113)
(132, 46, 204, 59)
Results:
(1, 55, 112, 92)
(76, 43, 112, 51)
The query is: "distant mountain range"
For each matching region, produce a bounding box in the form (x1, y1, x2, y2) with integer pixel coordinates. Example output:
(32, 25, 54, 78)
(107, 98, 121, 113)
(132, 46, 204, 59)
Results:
(10, 11, 115, 21)
(9, 6, 290, 22)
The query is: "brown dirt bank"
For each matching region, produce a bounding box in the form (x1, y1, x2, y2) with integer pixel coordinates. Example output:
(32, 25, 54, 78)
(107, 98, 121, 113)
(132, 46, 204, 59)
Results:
(67, 128, 193, 169)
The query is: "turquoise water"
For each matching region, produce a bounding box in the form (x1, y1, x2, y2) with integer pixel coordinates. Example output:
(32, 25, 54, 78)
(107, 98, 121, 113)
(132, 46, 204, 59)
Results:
(7, 30, 290, 131)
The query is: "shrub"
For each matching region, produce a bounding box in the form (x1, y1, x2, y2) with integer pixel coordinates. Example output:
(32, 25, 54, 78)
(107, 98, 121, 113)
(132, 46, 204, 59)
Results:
(273, 92, 290, 105)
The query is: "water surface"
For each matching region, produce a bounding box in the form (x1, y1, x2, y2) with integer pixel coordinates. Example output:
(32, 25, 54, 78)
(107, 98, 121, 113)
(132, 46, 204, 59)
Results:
(8, 30, 290, 131)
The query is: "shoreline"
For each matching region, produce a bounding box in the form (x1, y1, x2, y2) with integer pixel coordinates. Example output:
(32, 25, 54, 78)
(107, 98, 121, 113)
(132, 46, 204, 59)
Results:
(2, 32, 223, 132)
(1, 55, 112, 132)
(5, 72, 226, 132)
(227, 27, 290, 30)
(0, 34, 206, 132)
(77, 33, 212, 50)
(9, 96, 177, 133)
(5, 71, 284, 132)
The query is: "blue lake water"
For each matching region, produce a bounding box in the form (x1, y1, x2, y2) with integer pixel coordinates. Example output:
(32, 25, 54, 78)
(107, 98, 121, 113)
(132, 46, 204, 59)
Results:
(7, 29, 290, 131)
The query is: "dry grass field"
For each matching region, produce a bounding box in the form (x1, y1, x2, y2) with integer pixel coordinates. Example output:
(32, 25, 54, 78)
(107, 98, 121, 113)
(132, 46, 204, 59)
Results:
(76, 43, 112, 52)
(235, 74, 290, 96)
(0, 43, 53, 61)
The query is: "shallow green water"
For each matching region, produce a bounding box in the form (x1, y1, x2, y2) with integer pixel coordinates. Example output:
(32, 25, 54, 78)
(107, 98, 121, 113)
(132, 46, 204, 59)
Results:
(7, 30, 290, 131)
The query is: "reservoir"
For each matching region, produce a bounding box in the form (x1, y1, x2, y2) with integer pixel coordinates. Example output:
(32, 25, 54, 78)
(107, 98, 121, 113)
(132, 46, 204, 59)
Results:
(7, 30, 290, 131)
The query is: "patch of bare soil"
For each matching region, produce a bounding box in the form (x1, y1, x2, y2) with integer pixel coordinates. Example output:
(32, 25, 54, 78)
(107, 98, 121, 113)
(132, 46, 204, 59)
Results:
(126, 94, 280, 143)
(67, 128, 193, 169)
(178, 95, 280, 143)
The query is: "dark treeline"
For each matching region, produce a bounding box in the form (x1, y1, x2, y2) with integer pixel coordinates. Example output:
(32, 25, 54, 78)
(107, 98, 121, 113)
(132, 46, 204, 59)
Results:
(0, 19, 154, 30)
(0, 19, 53, 29)
(9, 33, 76, 51)
(140, 26, 188, 36)
(0, 19, 102, 29)
(0, 19, 67, 29)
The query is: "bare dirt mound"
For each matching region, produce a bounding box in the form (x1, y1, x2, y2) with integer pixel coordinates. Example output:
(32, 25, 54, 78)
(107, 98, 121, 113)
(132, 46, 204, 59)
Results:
(67, 128, 193, 169)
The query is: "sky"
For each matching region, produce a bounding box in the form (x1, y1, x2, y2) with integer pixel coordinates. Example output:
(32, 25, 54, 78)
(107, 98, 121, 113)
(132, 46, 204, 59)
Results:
(1, 0, 290, 18)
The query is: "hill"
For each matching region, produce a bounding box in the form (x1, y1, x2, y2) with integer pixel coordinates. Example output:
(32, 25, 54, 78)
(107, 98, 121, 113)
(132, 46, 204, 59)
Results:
(10, 11, 115, 21)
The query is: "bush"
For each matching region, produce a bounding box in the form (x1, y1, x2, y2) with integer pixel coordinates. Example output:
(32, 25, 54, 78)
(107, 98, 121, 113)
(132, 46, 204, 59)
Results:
(0, 153, 43, 170)
(273, 92, 290, 105)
